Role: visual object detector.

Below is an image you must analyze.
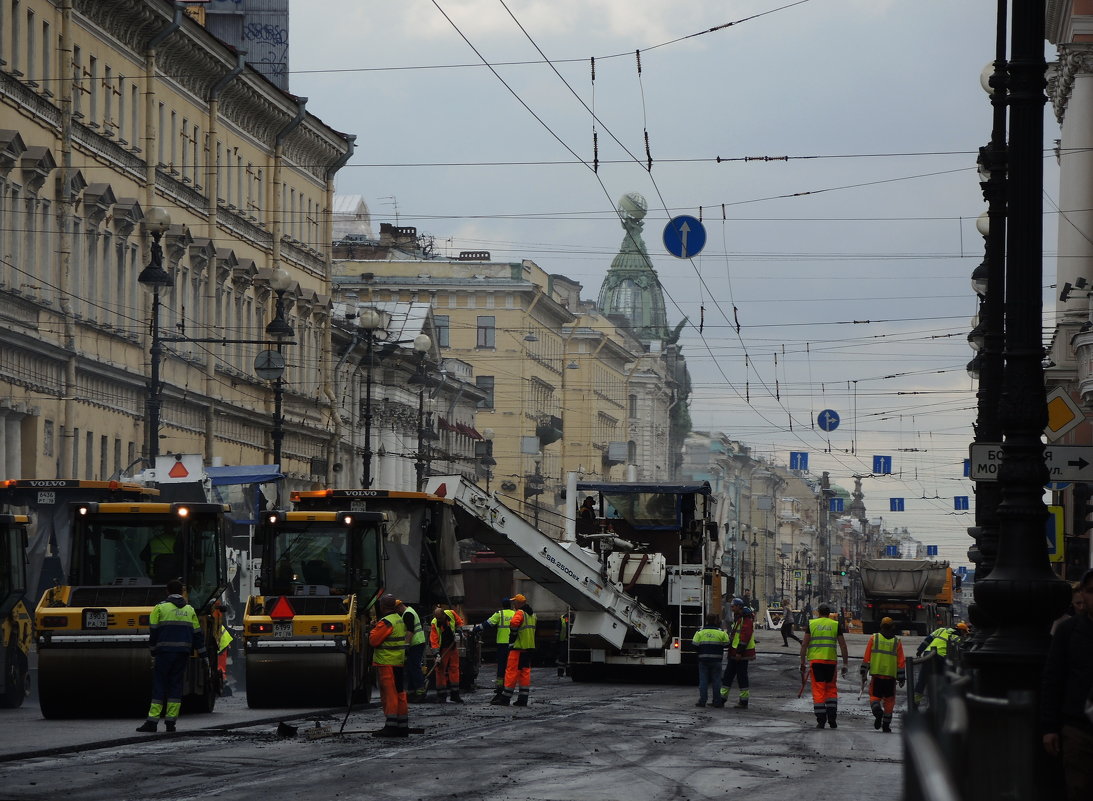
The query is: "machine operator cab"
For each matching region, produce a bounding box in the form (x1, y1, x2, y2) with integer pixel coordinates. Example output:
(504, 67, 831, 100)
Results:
(257, 510, 385, 601)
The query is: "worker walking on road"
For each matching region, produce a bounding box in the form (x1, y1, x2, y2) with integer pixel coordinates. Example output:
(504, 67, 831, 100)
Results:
(800, 603, 850, 729)
(396, 599, 427, 702)
(368, 593, 409, 737)
(693, 612, 729, 707)
(860, 616, 906, 733)
(473, 598, 515, 690)
(430, 605, 464, 703)
(492, 594, 535, 706)
(720, 598, 757, 708)
(136, 579, 206, 734)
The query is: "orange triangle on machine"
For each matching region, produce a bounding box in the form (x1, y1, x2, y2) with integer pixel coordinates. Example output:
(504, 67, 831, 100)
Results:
(268, 596, 295, 620)
(168, 461, 190, 479)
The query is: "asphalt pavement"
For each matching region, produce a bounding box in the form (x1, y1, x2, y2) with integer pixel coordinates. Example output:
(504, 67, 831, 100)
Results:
(0, 633, 905, 800)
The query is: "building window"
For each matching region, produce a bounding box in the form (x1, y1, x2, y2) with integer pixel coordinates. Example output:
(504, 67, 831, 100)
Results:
(43, 420, 53, 457)
(434, 315, 449, 348)
(628, 394, 638, 419)
(476, 316, 495, 349)
(476, 376, 495, 409)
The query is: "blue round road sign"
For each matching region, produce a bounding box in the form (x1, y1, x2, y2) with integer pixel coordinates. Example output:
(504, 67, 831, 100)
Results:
(663, 215, 707, 259)
(818, 409, 840, 432)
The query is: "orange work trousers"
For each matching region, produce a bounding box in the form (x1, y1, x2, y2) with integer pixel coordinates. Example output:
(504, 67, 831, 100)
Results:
(809, 660, 839, 718)
(504, 648, 532, 690)
(435, 645, 460, 690)
(375, 664, 408, 724)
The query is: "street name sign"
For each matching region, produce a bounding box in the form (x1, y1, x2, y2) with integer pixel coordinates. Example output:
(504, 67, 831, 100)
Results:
(969, 442, 1093, 482)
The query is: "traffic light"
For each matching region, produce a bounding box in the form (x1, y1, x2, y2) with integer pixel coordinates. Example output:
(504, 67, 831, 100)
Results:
(831, 569, 848, 577)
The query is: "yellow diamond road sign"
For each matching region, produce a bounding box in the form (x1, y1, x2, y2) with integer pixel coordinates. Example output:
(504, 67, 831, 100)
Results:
(1045, 387, 1085, 442)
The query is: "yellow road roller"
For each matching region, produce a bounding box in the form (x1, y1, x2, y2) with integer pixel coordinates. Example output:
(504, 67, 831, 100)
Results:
(33, 500, 229, 718)
(244, 509, 387, 708)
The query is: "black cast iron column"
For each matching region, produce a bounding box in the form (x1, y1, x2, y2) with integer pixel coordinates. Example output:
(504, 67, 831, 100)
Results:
(966, 0, 1008, 643)
(967, 0, 1070, 691)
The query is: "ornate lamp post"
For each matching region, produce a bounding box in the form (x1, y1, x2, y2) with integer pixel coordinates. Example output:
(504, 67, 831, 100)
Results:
(358, 308, 384, 488)
(480, 428, 496, 492)
(137, 206, 172, 466)
(260, 267, 294, 479)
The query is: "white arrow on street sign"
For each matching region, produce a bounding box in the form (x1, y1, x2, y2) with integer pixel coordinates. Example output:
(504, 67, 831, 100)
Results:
(969, 442, 1093, 482)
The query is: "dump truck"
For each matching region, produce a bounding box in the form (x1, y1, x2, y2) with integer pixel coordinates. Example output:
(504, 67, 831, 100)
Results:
(30, 495, 228, 718)
(425, 475, 720, 682)
(858, 558, 950, 635)
(243, 488, 472, 707)
(0, 514, 32, 708)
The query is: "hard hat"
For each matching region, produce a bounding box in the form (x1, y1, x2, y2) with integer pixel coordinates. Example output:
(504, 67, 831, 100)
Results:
(731, 597, 744, 607)
(880, 616, 894, 625)
(955, 622, 969, 631)
(378, 593, 397, 611)
(510, 593, 527, 602)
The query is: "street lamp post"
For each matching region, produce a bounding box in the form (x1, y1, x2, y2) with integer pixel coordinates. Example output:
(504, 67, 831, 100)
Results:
(137, 207, 172, 466)
(480, 428, 496, 492)
(358, 308, 384, 488)
(750, 536, 758, 606)
(265, 268, 294, 475)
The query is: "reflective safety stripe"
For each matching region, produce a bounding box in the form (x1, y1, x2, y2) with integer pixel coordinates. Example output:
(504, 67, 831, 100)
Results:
(806, 617, 839, 661)
(869, 633, 900, 677)
(513, 611, 537, 650)
(404, 606, 426, 647)
(374, 613, 407, 665)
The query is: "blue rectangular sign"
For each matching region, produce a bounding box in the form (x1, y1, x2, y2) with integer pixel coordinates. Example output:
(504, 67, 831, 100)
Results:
(829, 497, 844, 512)
(963, 459, 970, 478)
(874, 455, 893, 475)
(954, 496, 969, 511)
(890, 497, 905, 512)
(885, 545, 899, 557)
(789, 451, 809, 471)
(926, 545, 939, 556)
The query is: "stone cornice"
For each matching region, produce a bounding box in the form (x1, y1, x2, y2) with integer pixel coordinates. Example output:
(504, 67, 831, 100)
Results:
(1049, 44, 1093, 124)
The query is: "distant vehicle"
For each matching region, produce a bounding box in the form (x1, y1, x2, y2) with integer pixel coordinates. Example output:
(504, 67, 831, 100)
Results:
(858, 558, 950, 635)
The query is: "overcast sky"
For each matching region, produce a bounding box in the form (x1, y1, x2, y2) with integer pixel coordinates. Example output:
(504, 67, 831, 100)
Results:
(290, 1, 1062, 569)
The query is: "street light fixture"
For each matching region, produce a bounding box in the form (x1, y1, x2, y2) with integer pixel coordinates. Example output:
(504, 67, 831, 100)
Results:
(138, 206, 172, 466)
(358, 308, 384, 488)
(480, 428, 496, 492)
(265, 268, 295, 339)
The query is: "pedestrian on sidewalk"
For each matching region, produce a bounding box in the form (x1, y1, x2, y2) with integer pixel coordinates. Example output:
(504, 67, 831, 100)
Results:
(692, 613, 729, 707)
(801, 603, 849, 729)
(1041, 568, 1093, 801)
(367, 594, 409, 737)
(137, 579, 206, 734)
(780, 599, 802, 647)
(860, 616, 906, 733)
(720, 598, 757, 708)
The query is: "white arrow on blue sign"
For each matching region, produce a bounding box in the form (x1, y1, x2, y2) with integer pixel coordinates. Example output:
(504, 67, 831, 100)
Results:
(874, 455, 893, 474)
(817, 409, 840, 432)
(890, 497, 905, 512)
(789, 451, 809, 470)
(662, 215, 707, 259)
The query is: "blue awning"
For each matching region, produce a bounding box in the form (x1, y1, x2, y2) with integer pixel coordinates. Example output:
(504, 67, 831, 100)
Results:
(205, 464, 283, 486)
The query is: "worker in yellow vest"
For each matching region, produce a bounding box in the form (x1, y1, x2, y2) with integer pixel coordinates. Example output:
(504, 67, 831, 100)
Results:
(136, 579, 206, 734)
(860, 616, 906, 732)
(430, 605, 464, 703)
(800, 603, 849, 728)
(396, 599, 427, 702)
(491, 594, 535, 706)
(474, 598, 515, 689)
(368, 594, 409, 737)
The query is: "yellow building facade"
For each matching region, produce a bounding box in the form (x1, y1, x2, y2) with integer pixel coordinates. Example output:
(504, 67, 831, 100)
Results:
(0, 0, 353, 486)
(334, 252, 680, 537)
